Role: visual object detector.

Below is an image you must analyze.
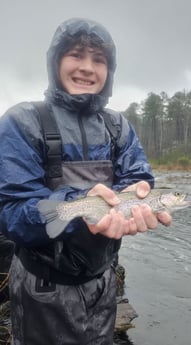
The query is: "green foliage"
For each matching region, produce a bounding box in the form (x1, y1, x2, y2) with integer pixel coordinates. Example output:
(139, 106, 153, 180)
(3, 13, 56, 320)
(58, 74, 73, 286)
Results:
(123, 89, 191, 164)
(177, 156, 191, 168)
(150, 151, 191, 170)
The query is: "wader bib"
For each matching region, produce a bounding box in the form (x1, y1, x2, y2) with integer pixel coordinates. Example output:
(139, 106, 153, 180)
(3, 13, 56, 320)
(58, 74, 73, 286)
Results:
(10, 102, 120, 345)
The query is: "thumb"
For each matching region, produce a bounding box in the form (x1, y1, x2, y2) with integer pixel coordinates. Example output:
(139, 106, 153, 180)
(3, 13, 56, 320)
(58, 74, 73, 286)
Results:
(136, 181, 150, 198)
(123, 181, 150, 199)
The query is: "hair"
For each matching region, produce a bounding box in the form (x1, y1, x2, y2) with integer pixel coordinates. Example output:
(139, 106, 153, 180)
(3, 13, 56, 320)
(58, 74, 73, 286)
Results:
(57, 32, 114, 69)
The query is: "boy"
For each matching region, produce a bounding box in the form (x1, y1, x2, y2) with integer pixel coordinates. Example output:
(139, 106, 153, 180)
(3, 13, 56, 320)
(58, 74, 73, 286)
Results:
(0, 18, 171, 345)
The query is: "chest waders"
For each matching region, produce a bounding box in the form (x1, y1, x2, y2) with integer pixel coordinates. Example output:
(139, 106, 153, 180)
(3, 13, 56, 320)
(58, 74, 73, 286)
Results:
(10, 102, 120, 345)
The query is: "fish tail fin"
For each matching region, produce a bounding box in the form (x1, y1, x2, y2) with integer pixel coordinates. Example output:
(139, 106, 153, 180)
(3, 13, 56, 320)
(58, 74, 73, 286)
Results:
(37, 199, 69, 239)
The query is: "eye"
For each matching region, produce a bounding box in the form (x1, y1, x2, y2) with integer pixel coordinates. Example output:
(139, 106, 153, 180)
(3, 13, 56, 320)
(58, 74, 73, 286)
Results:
(66, 49, 82, 59)
(93, 55, 107, 65)
(70, 52, 81, 58)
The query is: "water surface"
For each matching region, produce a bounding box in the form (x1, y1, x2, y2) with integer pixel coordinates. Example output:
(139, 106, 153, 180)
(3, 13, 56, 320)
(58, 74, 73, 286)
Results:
(119, 171, 191, 345)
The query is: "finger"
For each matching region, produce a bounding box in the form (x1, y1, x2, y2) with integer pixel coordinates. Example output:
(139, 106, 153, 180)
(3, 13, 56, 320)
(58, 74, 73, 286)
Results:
(131, 205, 148, 232)
(156, 212, 172, 226)
(86, 213, 112, 234)
(135, 181, 151, 198)
(122, 181, 150, 199)
(121, 183, 138, 193)
(86, 209, 123, 237)
(87, 183, 120, 206)
(124, 218, 138, 236)
(100, 210, 125, 239)
(140, 204, 158, 229)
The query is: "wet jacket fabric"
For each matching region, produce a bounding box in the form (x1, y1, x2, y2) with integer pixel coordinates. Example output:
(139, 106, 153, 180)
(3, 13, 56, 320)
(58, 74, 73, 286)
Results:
(0, 18, 154, 280)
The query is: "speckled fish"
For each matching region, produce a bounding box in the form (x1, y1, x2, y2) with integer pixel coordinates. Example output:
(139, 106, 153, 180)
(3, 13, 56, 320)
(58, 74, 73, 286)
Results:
(37, 189, 191, 238)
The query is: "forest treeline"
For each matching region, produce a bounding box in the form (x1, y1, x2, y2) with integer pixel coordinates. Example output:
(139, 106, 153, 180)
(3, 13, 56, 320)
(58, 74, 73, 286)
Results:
(122, 89, 191, 168)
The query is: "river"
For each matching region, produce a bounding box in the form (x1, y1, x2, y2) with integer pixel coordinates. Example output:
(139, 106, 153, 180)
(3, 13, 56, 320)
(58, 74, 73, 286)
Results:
(118, 171, 191, 345)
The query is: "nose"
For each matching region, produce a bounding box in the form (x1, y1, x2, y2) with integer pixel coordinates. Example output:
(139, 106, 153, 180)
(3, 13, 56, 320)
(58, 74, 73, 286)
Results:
(79, 57, 94, 74)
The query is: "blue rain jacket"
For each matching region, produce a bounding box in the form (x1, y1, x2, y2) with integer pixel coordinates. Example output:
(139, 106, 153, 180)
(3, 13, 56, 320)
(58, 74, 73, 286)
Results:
(0, 18, 154, 248)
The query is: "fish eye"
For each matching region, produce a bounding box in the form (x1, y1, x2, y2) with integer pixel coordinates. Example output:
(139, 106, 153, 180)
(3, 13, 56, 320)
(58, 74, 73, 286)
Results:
(174, 192, 180, 196)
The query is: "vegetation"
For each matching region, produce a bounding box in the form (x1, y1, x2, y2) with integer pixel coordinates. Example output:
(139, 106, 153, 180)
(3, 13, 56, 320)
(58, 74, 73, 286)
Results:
(123, 89, 191, 170)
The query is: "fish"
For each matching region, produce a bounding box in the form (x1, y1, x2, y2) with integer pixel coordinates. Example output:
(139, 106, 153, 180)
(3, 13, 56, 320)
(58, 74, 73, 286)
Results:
(37, 189, 191, 239)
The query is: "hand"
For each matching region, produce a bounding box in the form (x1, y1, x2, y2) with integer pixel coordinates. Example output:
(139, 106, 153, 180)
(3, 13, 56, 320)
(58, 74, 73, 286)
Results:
(85, 182, 172, 239)
(122, 181, 172, 230)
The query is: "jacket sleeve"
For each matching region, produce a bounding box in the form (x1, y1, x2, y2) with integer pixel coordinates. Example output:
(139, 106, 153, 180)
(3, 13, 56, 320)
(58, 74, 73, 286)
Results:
(112, 113, 154, 190)
(0, 103, 85, 247)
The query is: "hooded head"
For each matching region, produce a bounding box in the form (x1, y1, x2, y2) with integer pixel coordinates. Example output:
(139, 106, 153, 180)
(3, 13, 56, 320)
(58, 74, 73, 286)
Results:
(46, 18, 116, 105)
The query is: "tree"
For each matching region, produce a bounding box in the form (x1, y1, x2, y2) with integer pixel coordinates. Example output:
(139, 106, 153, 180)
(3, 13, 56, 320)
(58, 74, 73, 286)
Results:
(121, 88, 191, 162)
(168, 90, 191, 153)
(141, 93, 164, 158)
(123, 102, 142, 137)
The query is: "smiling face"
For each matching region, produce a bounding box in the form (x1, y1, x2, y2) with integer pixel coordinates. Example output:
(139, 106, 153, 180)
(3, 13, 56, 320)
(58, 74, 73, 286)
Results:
(59, 45, 108, 95)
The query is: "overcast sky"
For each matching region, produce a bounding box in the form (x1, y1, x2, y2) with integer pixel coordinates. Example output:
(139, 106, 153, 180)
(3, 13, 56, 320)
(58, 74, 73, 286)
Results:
(1, 0, 191, 115)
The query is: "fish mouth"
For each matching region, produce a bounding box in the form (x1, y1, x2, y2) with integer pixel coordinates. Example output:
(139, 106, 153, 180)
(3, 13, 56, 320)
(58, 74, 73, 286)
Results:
(159, 191, 191, 210)
(177, 200, 191, 208)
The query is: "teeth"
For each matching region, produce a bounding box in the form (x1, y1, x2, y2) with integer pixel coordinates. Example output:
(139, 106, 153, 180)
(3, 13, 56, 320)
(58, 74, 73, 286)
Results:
(74, 78, 92, 85)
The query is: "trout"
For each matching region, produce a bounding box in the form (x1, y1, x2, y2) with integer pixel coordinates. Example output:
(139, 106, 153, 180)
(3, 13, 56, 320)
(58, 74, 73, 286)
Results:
(37, 189, 191, 238)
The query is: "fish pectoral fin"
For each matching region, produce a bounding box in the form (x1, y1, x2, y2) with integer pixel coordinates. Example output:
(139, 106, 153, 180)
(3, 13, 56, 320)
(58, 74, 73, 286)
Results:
(37, 200, 69, 239)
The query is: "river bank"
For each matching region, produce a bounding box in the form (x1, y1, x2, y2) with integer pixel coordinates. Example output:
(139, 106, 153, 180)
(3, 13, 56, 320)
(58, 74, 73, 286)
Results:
(152, 169, 191, 191)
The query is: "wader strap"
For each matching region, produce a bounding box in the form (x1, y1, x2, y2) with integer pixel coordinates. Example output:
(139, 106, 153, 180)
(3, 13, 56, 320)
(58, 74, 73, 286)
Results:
(101, 112, 118, 139)
(101, 111, 119, 162)
(32, 101, 62, 178)
(33, 101, 119, 178)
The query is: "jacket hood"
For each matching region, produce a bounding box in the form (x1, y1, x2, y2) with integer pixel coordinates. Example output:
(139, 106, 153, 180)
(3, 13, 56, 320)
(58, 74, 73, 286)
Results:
(46, 18, 117, 107)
